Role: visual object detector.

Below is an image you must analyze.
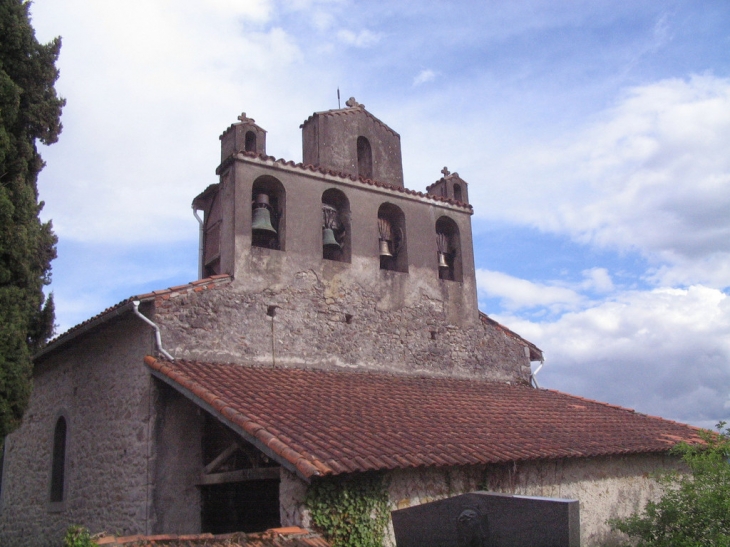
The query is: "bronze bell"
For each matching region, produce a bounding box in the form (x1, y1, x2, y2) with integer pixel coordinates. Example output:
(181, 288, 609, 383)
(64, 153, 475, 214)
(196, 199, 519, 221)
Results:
(252, 194, 277, 234)
(438, 252, 449, 269)
(323, 228, 341, 249)
(379, 239, 393, 257)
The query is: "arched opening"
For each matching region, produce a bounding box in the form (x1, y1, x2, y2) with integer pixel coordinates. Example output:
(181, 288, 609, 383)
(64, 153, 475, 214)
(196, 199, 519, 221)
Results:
(252, 176, 285, 251)
(357, 136, 373, 180)
(377, 203, 408, 273)
(453, 183, 462, 202)
(322, 189, 351, 263)
(436, 216, 463, 282)
(50, 416, 67, 503)
(244, 131, 257, 153)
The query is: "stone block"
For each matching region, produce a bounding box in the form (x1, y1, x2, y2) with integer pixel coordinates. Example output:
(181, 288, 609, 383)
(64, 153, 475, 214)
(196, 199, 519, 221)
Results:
(391, 491, 580, 547)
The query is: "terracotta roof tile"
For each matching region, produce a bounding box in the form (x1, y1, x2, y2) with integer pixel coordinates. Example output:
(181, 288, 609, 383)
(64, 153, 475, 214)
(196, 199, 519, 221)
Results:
(215, 152, 473, 211)
(145, 357, 702, 480)
(93, 528, 328, 547)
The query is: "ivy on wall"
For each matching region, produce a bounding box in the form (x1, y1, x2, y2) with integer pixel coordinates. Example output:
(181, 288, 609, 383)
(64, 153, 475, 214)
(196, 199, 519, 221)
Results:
(305, 473, 390, 547)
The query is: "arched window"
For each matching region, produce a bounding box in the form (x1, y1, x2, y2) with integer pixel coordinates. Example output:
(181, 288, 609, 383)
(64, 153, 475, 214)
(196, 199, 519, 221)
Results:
(244, 131, 257, 153)
(377, 203, 408, 273)
(357, 136, 373, 180)
(453, 183, 462, 202)
(436, 216, 463, 282)
(50, 416, 67, 503)
(252, 176, 286, 251)
(322, 189, 351, 263)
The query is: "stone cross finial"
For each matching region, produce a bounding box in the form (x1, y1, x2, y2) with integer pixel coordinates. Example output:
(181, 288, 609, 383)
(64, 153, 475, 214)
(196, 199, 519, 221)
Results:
(441, 167, 450, 177)
(238, 112, 254, 123)
(345, 97, 364, 108)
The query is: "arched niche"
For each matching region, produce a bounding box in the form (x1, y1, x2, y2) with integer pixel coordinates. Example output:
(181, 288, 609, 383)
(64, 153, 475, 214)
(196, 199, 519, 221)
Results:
(436, 216, 463, 282)
(377, 203, 408, 273)
(244, 131, 257, 153)
(357, 136, 373, 180)
(251, 176, 285, 251)
(453, 183, 463, 202)
(49, 414, 68, 505)
(322, 188, 351, 263)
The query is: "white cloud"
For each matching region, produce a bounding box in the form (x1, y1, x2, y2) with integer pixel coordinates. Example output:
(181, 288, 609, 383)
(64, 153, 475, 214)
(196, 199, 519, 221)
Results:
(413, 69, 436, 86)
(499, 284, 730, 427)
(476, 269, 583, 311)
(336, 29, 382, 48)
(474, 75, 730, 290)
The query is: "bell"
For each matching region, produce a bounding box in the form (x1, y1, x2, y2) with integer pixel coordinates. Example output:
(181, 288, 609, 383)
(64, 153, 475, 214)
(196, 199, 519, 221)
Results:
(438, 252, 449, 269)
(379, 239, 393, 257)
(252, 206, 277, 234)
(323, 228, 341, 249)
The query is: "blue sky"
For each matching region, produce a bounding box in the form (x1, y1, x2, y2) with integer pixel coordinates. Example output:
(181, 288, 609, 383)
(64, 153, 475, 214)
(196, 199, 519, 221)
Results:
(29, 0, 730, 428)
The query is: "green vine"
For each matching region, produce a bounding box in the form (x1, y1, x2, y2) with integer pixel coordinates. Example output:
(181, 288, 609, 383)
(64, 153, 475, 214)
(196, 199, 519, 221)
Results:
(305, 473, 390, 547)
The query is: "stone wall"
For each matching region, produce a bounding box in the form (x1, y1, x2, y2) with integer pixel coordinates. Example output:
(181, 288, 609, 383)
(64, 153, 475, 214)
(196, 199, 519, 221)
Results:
(0, 315, 156, 546)
(280, 454, 683, 547)
(155, 273, 533, 383)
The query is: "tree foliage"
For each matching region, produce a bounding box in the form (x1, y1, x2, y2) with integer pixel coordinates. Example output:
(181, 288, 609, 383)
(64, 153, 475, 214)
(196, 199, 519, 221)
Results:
(0, 0, 63, 437)
(610, 422, 730, 547)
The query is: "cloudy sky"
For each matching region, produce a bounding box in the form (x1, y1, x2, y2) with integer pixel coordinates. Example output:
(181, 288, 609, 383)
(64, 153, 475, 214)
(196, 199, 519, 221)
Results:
(29, 0, 730, 429)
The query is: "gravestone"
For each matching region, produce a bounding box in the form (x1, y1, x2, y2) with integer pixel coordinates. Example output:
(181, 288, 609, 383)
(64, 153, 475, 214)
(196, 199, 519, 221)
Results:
(391, 491, 580, 547)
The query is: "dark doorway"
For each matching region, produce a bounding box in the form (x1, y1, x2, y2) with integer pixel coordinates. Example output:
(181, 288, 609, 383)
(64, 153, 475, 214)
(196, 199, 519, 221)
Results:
(201, 479, 280, 534)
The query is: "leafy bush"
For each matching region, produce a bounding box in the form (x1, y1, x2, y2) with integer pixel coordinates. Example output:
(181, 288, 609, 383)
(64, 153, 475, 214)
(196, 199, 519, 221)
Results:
(306, 473, 390, 547)
(610, 422, 730, 547)
(62, 525, 95, 547)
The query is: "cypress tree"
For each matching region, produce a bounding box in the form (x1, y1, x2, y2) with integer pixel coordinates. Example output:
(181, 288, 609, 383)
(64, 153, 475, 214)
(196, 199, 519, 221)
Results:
(0, 0, 64, 437)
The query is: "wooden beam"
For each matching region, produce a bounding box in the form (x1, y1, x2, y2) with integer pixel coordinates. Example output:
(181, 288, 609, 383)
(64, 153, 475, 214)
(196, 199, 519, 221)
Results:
(203, 442, 239, 475)
(197, 467, 281, 485)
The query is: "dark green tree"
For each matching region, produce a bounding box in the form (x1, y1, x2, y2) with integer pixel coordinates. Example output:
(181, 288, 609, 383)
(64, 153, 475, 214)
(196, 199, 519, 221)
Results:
(610, 422, 730, 547)
(0, 0, 63, 437)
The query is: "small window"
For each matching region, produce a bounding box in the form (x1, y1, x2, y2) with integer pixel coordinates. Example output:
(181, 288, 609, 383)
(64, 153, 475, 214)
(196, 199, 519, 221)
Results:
(357, 136, 373, 180)
(50, 416, 67, 503)
(453, 183, 462, 202)
(378, 203, 408, 273)
(244, 131, 257, 153)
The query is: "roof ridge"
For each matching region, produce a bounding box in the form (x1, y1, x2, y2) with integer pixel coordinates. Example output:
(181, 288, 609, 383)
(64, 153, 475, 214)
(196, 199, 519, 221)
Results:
(215, 152, 473, 210)
(299, 106, 400, 137)
(36, 275, 233, 360)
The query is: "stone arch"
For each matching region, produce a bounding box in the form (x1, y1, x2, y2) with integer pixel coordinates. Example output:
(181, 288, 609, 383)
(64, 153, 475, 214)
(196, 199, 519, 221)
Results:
(252, 176, 286, 251)
(436, 216, 463, 282)
(377, 203, 408, 273)
(357, 136, 373, 180)
(244, 131, 257, 153)
(322, 188, 351, 263)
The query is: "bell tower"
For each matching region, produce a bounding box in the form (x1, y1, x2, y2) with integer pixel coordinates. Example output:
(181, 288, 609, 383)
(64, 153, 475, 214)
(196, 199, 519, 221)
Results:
(301, 97, 405, 187)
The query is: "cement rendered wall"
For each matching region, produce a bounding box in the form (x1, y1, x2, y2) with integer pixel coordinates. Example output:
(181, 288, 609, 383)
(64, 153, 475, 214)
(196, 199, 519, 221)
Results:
(0, 315, 156, 546)
(279, 454, 683, 547)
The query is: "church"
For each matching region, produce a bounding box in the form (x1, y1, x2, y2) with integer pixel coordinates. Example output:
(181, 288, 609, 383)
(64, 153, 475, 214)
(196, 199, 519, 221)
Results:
(0, 98, 700, 546)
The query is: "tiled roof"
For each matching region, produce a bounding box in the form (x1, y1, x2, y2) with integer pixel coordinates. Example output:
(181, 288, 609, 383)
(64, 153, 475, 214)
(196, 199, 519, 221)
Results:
(35, 275, 232, 361)
(145, 357, 702, 481)
(94, 527, 328, 547)
(215, 152, 473, 211)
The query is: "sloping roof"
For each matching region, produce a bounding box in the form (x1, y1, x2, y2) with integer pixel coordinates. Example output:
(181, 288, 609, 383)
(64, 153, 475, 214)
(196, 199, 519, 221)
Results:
(480, 312, 542, 362)
(34, 275, 232, 361)
(94, 527, 328, 547)
(145, 356, 702, 481)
